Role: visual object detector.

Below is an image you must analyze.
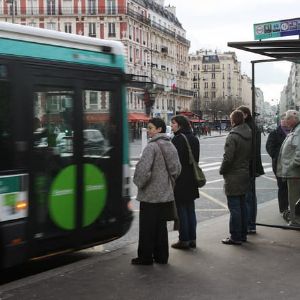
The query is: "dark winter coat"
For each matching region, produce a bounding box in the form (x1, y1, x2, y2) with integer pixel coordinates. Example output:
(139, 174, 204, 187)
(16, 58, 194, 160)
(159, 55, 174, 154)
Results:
(245, 119, 265, 177)
(220, 123, 252, 196)
(172, 129, 200, 202)
(266, 126, 288, 175)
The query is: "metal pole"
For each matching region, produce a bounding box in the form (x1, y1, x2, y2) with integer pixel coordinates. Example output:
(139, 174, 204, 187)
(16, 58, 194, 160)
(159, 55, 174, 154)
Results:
(150, 45, 153, 82)
(12, 0, 15, 23)
(251, 61, 256, 176)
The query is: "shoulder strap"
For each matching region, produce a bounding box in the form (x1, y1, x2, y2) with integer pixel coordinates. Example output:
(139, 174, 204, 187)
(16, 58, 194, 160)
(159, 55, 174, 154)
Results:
(156, 141, 174, 185)
(180, 133, 195, 165)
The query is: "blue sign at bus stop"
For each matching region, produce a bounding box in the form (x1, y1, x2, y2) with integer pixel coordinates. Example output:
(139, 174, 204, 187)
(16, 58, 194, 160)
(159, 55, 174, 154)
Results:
(254, 17, 300, 40)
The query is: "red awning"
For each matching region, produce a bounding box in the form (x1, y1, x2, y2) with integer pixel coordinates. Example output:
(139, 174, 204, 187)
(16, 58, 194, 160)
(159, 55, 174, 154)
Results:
(190, 119, 207, 123)
(128, 113, 150, 122)
(84, 113, 109, 122)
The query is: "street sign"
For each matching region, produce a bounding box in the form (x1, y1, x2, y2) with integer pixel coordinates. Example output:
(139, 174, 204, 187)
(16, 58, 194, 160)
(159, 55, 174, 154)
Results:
(254, 17, 300, 40)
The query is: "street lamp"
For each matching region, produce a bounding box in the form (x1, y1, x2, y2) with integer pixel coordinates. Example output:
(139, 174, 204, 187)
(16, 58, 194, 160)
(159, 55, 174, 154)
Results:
(6, 0, 16, 23)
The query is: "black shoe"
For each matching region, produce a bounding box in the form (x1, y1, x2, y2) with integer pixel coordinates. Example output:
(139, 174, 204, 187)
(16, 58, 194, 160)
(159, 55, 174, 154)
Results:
(247, 229, 256, 234)
(189, 241, 196, 248)
(221, 238, 242, 245)
(241, 238, 247, 242)
(154, 259, 168, 264)
(171, 241, 190, 250)
(282, 210, 291, 222)
(131, 257, 153, 265)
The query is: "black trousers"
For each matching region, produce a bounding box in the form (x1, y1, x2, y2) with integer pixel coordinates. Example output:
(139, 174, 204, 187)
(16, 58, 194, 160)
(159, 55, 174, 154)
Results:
(277, 177, 289, 213)
(138, 202, 169, 262)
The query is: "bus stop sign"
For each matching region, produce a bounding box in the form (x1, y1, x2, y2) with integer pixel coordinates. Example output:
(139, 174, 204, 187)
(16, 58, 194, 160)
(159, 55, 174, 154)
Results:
(254, 17, 300, 40)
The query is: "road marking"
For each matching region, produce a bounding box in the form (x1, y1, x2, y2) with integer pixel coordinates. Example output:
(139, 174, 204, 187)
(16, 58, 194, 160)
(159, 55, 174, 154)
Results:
(199, 190, 228, 209)
(203, 166, 221, 172)
(262, 175, 277, 182)
(200, 162, 221, 168)
(206, 178, 224, 184)
(263, 167, 273, 173)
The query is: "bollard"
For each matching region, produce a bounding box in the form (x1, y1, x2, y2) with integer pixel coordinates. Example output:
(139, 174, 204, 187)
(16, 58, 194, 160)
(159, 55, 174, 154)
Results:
(141, 128, 147, 156)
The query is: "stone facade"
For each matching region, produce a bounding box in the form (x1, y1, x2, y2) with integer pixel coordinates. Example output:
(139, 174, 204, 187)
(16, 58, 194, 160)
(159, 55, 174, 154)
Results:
(189, 50, 251, 121)
(0, 0, 193, 122)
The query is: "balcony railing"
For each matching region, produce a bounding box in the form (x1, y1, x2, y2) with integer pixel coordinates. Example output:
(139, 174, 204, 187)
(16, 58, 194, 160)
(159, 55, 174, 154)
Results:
(172, 88, 194, 97)
(2, 6, 191, 46)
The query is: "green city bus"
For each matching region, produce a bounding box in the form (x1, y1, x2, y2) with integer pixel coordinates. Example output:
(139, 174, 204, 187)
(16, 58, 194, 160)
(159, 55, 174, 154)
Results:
(0, 23, 132, 268)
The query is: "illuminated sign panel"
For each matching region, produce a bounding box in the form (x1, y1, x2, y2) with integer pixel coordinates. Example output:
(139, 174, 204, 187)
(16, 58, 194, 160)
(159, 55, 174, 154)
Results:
(254, 18, 300, 40)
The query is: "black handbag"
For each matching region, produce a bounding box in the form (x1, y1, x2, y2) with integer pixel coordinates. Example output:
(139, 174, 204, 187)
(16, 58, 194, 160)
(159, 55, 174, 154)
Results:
(181, 134, 206, 188)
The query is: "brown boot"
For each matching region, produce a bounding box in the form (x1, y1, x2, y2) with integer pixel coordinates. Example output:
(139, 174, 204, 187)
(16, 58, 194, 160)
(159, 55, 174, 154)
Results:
(171, 241, 189, 250)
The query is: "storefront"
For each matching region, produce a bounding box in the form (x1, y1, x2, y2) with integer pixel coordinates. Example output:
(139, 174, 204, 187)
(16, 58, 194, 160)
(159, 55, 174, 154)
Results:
(128, 113, 150, 141)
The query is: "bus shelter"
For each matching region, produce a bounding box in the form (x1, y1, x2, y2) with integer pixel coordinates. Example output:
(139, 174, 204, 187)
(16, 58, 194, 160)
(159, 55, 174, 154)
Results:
(228, 37, 300, 230)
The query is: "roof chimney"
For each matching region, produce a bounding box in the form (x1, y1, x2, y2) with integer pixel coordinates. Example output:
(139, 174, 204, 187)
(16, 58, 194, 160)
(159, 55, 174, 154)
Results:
(165, 5, 176, 16)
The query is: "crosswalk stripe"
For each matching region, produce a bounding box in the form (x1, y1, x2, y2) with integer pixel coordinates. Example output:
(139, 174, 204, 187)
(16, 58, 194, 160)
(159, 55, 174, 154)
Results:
(199, 190, 228, 209)
(264, 167, 273, 173)
(202, 166, 220, 172)
(200, 162, 221, 168)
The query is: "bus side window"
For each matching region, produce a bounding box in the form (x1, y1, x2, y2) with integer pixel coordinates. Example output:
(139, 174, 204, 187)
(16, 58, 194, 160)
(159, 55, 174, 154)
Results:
(0, 81, 14, 171)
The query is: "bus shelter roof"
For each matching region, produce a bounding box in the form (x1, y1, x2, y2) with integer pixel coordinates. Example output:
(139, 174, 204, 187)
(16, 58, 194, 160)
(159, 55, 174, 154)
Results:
(227, 39, 300, 63)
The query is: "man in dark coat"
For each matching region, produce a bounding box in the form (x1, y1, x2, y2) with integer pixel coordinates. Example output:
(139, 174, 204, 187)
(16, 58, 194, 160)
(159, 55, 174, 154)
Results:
(171, 115, 200, 249)
(237, 106, 264, 234)
(266, 115, 290, 214)
(220, 110, 252, 245)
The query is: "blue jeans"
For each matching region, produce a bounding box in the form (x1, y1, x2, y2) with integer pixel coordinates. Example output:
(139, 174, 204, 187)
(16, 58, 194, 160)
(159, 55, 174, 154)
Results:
(227, 195, 247, 241)
(176, 200, 197, 242)
(245, 177, 257, 231)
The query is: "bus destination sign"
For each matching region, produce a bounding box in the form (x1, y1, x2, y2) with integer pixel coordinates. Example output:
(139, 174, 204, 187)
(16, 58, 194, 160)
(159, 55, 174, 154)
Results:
(254, 17, 300, 40)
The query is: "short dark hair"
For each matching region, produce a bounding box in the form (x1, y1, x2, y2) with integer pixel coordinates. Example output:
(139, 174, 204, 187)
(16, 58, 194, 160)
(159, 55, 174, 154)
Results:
(236, 105, 252, 120)
(171, 115, 191, 131)
(148, 117, 166, 133)
(230, 110, 244, 126)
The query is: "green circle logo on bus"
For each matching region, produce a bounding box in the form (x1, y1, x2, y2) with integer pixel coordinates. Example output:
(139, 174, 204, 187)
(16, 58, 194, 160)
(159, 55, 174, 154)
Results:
(49, 164, 107, 230)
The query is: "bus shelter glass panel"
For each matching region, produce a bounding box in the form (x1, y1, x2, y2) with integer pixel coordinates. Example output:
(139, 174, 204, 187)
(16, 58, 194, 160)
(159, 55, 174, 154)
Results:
(33, 88, 74, 235)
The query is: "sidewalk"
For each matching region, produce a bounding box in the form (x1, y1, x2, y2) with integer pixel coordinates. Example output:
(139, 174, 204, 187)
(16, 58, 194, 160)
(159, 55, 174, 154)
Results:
(130, 131, 227, 160)
(1, 200, 299, 300)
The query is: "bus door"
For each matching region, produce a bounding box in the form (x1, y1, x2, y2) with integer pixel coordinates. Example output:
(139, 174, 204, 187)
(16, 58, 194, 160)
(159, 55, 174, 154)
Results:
(30, 67, 123, 253)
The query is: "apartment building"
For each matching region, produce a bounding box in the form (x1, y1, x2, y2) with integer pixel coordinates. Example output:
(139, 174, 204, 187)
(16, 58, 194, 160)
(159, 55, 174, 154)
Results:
(0, 0, 193, 123)
(280, 63, 300, 112)
(241, 74, 252, 108)
(189, 50, 248, 120)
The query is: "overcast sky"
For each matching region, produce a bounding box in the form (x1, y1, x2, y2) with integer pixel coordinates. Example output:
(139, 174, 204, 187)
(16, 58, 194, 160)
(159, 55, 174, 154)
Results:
(167, 0, 300, 103)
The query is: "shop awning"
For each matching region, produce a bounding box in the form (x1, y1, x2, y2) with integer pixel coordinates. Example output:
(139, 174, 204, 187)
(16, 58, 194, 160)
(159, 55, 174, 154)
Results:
(178, 111, 206, 123)
(190, 118, 207, 123)
(85, 113, 109, 122)
(128, 113, 150, 122)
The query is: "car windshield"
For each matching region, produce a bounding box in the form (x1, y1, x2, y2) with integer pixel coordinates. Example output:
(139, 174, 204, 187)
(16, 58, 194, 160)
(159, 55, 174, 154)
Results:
(83, 130, 104, 142)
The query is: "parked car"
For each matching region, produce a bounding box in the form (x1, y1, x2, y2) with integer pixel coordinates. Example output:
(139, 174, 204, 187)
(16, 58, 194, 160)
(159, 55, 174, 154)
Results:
(83, 129, 105, 155)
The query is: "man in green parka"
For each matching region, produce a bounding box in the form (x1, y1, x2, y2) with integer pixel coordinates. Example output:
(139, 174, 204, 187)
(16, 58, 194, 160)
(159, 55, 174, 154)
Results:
(220, 110, 252, 245)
